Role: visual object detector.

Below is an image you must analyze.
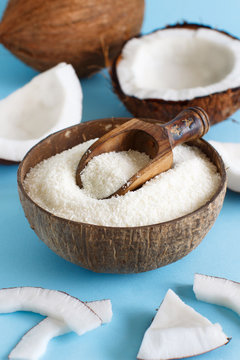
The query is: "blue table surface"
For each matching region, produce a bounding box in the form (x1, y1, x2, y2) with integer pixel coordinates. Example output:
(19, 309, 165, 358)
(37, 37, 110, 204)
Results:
(0, 0, 239, 359)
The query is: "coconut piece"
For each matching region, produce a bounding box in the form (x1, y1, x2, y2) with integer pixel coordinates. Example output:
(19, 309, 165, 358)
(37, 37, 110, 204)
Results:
(9, 317, 68, 360)
(209, 141, 240, 192)
(0, 0, 144, 77)
(0, 63, 82, 163)
(137, 289, 229, 360)
(0, 287, 101, 335)
(8, 300, 112, 360)
(112, 23, 240, 125)
(194, 273, 240, 316)
(85, 300, 113, 324)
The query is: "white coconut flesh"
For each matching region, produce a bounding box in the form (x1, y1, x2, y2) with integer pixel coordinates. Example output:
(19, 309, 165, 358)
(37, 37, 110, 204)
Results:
(137, 289, 229, 360)
(86, 299, 113, 323)
(9, 300, 112, 360)
(209, 141, 240, 192)
(0, 287, 101, 335)
(117, 27, 240, 101)
(0, 62, 82, 162)
(194, 273, 240, 316)
(9, 317, 68, 360)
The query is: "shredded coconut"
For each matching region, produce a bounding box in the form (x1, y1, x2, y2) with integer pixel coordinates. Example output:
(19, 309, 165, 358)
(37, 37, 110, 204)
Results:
(81, 150, 150, 199)
(24, 140, 221, 227)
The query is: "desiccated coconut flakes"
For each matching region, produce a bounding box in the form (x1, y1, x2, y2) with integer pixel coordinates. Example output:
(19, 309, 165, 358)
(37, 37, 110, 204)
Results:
(24, 140, 221, 227)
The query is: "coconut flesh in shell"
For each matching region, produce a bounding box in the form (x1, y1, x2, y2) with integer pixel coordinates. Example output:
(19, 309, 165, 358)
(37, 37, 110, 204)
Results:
(112, 24, 240, 125)
(0, 0, 144, 77)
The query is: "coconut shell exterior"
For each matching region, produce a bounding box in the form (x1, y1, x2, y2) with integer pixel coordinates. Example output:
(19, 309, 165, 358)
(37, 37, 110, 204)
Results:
(0, 0, 144, 77)
(111, 23, 240, 125)
(18, 118, 226, 274)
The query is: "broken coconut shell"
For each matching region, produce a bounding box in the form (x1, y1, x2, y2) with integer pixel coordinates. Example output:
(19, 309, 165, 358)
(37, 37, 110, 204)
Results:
(111, 23, 240, 125)
(18, 118, 226, 273)
(0, 0, 144, 77)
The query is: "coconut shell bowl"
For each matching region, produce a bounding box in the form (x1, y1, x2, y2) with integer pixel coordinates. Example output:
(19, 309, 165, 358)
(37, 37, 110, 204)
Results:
(18, 118, 227, 274)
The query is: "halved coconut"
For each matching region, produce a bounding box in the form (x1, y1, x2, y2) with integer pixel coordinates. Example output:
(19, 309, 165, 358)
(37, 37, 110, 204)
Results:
(112, 23, 240, 125)
(209, 141, 240, 192)
(0, 63, 82, 163)
(0, 287, 101, 335)
(137, 289, 229, 360)
(8, 299, 112, 360)
(194, 273, 240, 316)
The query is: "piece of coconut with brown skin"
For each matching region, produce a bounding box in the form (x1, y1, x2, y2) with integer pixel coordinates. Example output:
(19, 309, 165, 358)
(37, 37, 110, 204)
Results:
(111, 23, 240, 125)
(8, 299, 112, 360)
(0, 287, 102, 335)
(137, 289, 230, 360)
(0, 0, 144, 77)
(0, 62, 82, 163)
(194, 273, 240, 316)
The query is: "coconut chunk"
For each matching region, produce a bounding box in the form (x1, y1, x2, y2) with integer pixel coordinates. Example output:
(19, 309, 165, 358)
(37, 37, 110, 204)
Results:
(8, 300, 112, 360)
(194, 273, 240, 315)
(0, 63, 82, 162)
(117, 27, 240, 101)
(137, 289, 229, 360)
(9, 317, 67, 360)
(0, 287, 101, 335)
(86, 299, 113, 324)
(209, 141, 240, 192)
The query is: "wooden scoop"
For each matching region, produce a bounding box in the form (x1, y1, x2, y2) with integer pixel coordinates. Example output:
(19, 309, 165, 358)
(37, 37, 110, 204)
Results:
(76, 107, 210, 198)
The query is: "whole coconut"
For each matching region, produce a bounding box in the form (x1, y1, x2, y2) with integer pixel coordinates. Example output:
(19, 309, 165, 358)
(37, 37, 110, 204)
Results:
(0, 0, 144, 77)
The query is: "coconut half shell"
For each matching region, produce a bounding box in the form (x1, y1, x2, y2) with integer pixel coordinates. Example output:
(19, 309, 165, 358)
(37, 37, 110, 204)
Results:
(111, 23, 240, 125)
(18, 118, 227, 273)
(0, 0, 144, 77)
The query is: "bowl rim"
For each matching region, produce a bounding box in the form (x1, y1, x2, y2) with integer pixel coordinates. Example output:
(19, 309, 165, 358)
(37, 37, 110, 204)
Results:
(17, 118, 227, 231)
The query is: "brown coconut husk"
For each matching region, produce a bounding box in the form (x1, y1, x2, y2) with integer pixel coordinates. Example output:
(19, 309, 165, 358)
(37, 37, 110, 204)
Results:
(0, 0, 144, 77)
(111, 23, 240, 125)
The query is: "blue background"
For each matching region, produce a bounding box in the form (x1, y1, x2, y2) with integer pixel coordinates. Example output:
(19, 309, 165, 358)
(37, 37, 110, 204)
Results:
(0, 0, 239, 359)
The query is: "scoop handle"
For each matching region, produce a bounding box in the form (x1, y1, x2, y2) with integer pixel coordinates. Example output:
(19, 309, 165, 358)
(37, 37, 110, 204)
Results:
(164, 107, 210, 149)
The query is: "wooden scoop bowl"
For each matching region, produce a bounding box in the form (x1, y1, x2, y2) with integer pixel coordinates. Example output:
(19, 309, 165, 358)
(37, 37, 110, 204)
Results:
(76, 107, 210, 198)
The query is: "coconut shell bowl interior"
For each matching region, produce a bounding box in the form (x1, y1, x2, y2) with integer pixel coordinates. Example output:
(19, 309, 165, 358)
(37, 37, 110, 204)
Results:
(18, 118, 227, 274)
